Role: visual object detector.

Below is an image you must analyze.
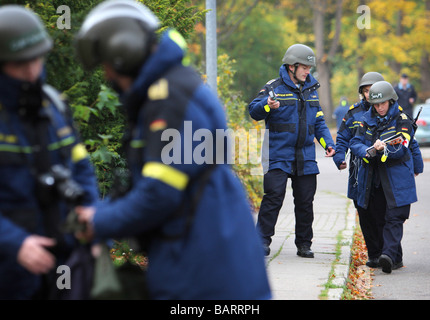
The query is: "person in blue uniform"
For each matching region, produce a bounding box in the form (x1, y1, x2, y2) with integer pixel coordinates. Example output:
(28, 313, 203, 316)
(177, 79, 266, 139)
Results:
(350, 81, 423, 273)
(334, 73, 423, 268)
(0, 5, 98, 299)
(333, 97, 349, 130)
(74, 0, 271, 299)
(334, 72, 384, 268)
(249, 44, 335, 257)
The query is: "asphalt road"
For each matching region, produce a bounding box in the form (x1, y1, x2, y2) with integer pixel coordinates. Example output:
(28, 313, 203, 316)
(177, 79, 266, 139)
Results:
(316, 145, 430, 300)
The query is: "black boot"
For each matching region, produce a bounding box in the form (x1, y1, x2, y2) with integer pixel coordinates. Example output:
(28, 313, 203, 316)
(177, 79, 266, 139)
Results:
(365, 258, 380, 268)
(393, 260, 404, 270)
(379, 254, 393, 274)
(297, 246, 314, 258)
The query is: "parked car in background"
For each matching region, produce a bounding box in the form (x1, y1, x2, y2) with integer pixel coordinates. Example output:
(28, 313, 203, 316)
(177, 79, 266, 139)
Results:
(413, 103, 430, 146)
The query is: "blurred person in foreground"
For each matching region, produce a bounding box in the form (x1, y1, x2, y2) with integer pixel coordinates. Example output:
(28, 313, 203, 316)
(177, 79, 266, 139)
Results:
(0, 5, 98, 299)
(74, 0, 271, 300)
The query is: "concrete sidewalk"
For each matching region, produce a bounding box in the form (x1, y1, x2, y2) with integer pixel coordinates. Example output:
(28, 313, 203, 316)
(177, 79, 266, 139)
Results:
(265, 186, 356, 300)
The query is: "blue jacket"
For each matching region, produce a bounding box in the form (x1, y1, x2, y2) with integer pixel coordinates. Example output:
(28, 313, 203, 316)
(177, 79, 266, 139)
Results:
(92, 29, 271, 300)
(334, 100, 423, 202)
(333, 100, 370, 201)
(350, 102, 422, 209)
(333, 104, 349, 130)
(249, 65, 334, 176)
(0, 73, 98, 299)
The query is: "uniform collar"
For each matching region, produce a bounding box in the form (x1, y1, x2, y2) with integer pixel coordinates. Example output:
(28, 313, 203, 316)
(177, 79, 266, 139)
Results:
(0, 67, 46, 111)
(361, 98, 371, 111)
(127, 29, 185, 101)
(0, 73, 26, 112)
(366, 101, 400, 125)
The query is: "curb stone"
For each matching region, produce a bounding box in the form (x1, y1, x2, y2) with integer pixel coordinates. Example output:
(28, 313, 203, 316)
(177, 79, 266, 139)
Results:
(326, 203, 356, 300)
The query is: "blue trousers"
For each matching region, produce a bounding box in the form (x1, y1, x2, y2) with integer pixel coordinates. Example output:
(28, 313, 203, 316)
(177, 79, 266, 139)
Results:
(355, 197, 385, 260)
(369, 185, 410, 263)
(257, 169, 316, 248)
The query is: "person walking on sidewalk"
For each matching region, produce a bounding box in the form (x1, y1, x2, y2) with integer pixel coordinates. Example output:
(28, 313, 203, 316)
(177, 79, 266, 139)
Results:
(249, 44, 335, 257)
(334, 73, 423, 268)
(394, 73, 417, 118)
(350, 81, 423, 273)
(334, 72, 384, 268)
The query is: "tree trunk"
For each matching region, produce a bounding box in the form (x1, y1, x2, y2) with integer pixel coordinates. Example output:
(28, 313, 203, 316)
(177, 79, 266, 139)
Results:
(356, 0, 367, 86)
(313, 0, 332, 120)
(388, 10, 403, 75)
(312, 0, 343, 123)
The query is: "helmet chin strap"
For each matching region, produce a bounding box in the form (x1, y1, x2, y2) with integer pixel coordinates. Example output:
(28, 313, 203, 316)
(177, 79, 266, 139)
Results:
(291, 64, 305, 86)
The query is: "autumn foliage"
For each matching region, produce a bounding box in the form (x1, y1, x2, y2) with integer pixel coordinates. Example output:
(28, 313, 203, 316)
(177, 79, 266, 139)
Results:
(343, 215, 374, 300)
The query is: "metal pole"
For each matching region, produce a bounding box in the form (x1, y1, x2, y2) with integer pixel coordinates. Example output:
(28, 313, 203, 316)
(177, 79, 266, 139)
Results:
(205, 0, 217, 94)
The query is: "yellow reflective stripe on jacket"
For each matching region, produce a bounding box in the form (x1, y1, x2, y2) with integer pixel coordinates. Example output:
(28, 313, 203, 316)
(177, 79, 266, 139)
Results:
(319, 137, 327, 149)
(399, 132, 411, 142)
(0, 144, 32, 153)
(130, 139, 145, 149)
(264, 105, 271, 112)
(71, 143, 88, 163)
(380, 130, 396, 139)
(168, 29, 187, 50)
(142, 162, 189, 191)
(47, 136, 75, 151)
(316, 111, 324, 118)
(0, 133, 18, 143)
(168, 29, 190, 66)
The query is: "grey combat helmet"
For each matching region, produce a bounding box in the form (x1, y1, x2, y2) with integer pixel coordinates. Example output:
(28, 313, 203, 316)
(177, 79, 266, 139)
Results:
(0, 5, 52, 62)
(359, 72, 384, 94)
(368, 81, 398, 104)
(282, 44, 316, 67)
(75, 0, 160, 75)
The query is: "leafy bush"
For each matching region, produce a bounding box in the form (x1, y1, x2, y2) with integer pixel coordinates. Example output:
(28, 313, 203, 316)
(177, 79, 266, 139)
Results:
(217, 54, 264, 212)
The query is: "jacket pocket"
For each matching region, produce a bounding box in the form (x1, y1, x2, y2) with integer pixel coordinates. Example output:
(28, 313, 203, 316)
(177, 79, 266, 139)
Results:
(308, 100, 319, 107)
(268, 122, 296, 133)
(389, 162, 414, 191)
(280, 98, 297, 107)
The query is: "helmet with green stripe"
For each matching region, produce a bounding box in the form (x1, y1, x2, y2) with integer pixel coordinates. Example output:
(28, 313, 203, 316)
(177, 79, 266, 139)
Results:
(75, 0, 160, 75)
(0, 5, 52, 62)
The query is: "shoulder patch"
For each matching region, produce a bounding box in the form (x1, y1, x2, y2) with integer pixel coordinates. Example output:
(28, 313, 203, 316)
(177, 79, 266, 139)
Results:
(148, 78, 169, 101)
(266, 78, 277, 85)
(149, 119, 168, 132)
